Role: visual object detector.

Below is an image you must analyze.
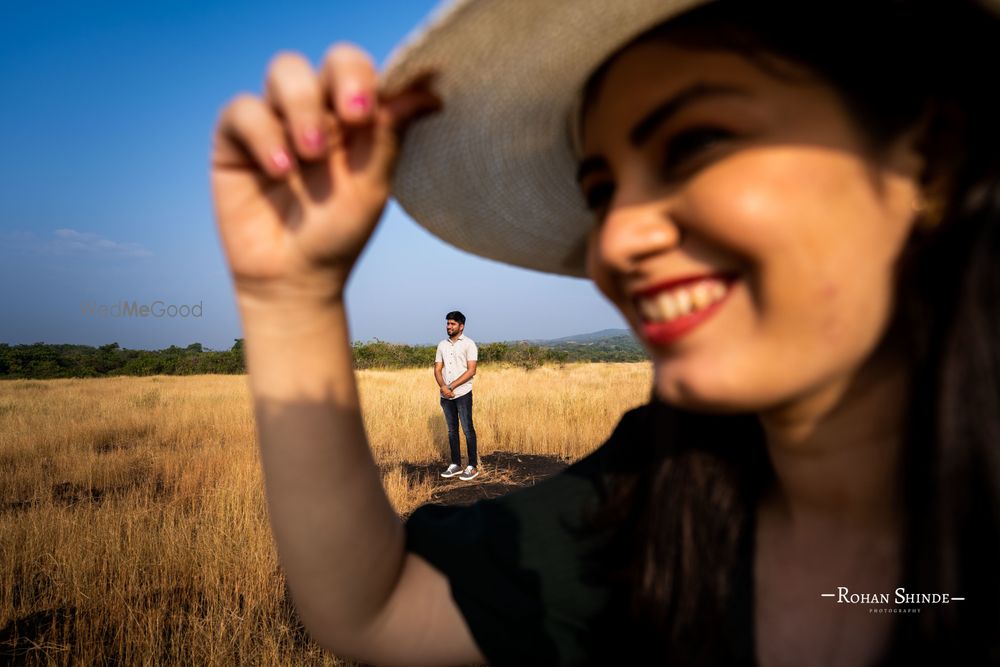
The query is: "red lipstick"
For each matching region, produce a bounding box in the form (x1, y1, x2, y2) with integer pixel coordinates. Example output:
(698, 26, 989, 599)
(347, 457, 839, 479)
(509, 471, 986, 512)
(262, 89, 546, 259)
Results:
(634, 274, 738, 347)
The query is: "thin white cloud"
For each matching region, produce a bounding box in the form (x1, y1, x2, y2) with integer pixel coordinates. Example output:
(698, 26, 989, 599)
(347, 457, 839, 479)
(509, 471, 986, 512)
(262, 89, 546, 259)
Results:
(0, 228, 152, 258)
(52, 228, 152, 258)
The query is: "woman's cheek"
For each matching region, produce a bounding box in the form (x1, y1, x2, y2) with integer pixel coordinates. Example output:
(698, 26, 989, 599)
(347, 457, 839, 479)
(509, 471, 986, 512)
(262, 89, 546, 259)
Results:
(687, 149, 812, 248)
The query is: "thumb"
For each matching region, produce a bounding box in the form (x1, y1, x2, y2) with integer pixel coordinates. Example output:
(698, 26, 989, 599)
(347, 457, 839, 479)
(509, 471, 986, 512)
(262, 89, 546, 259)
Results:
(385, 72, 443, 134)
(370, 73, 443, 178)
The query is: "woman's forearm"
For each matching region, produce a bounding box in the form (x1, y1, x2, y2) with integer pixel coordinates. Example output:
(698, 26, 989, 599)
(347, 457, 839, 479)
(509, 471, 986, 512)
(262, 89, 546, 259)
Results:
(239, 294, 404, 651)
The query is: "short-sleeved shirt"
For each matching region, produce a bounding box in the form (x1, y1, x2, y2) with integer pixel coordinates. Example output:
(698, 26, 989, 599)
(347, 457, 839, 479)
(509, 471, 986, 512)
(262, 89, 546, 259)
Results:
(435, 335, 478, 399)
(404, 401, 758, 666)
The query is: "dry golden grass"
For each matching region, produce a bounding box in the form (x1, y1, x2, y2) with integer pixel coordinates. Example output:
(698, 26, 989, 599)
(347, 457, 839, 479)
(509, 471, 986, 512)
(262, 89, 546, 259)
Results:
(0, 362, 650, 665)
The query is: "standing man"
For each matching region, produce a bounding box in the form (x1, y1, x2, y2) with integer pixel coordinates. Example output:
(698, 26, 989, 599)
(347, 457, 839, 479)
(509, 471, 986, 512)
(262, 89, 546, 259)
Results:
(435, 311, 479, 481)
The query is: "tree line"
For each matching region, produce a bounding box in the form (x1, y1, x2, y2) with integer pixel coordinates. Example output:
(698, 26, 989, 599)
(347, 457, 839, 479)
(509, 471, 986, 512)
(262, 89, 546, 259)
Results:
(0, 338, 647, 379)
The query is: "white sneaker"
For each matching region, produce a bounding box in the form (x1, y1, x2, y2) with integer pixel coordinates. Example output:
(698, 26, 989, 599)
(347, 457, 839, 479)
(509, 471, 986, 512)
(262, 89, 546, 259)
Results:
(441, 463, 462, 478)
(459, 466, 479, 481)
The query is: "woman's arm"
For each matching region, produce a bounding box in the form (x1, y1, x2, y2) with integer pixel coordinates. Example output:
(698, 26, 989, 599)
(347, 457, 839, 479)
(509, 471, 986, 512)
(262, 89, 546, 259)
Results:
(240, 296, 482, 664)
(239, 295, 394, 645)
(211, 44, 483, 664)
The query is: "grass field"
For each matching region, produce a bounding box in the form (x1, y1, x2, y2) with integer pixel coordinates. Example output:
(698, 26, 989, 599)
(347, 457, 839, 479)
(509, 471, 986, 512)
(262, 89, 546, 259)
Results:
(0, 362, 651, 665)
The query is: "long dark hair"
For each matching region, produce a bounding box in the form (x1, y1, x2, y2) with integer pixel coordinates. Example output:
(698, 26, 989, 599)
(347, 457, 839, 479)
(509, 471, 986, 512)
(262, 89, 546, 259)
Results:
(581, 1, 1000, 663)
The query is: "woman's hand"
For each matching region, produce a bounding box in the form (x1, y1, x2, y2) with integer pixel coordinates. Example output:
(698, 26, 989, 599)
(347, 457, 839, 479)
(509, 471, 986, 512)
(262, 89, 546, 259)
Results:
(210, 44, 440, 307)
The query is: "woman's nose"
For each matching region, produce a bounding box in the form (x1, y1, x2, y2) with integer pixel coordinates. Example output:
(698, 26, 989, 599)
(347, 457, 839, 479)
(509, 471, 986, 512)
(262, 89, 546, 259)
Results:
(595, 201, 683, 273)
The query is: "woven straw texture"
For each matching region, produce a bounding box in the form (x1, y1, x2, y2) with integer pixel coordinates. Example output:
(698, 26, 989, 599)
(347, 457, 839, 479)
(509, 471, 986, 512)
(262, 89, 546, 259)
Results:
(380, 0, 708, 277)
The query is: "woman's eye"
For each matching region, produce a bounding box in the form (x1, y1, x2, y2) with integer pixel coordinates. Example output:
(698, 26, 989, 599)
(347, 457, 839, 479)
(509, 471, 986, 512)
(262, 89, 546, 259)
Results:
(580, 127, 731, 218)
(662, 127, 732, 173)
(583, 182, 614, 214)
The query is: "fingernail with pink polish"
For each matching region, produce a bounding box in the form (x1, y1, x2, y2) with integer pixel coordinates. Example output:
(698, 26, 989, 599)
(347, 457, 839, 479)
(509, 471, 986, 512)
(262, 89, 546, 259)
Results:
(302, 128, 325, 152)
(270, 148, 292, 173)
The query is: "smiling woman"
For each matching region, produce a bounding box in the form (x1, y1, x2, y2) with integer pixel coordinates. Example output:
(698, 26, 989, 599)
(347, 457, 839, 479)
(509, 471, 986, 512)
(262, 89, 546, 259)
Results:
(574, 2, 1000, 663)
(210, 0, 1000, 665)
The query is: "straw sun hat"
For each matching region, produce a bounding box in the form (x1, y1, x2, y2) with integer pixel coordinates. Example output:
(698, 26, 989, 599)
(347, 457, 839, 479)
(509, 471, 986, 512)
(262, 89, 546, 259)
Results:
(379, 0, 995, 278)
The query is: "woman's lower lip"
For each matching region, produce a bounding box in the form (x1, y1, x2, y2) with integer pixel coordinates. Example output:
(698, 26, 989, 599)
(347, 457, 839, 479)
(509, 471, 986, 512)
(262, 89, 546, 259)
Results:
(640, 282, 735, 346)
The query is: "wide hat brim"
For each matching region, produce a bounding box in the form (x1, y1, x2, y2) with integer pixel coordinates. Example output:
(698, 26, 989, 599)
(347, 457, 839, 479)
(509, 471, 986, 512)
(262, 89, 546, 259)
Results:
(380, 0, 710, 278)
(381, 0, 1000, 278)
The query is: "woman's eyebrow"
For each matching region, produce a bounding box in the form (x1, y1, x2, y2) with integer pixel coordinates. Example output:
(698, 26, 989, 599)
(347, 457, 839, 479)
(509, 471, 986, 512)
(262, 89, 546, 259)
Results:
(629, 82, 752, 148)
(577, 82, 752, 183)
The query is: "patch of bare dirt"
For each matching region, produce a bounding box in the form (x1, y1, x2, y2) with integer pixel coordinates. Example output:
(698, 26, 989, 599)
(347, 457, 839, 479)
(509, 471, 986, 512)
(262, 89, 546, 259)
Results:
(394, 451, 569, 507)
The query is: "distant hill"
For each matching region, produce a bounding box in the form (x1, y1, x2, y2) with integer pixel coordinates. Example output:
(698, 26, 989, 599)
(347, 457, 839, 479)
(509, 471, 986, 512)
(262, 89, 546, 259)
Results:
(503, 328, 647, 363)
(528, 328, 637, 345)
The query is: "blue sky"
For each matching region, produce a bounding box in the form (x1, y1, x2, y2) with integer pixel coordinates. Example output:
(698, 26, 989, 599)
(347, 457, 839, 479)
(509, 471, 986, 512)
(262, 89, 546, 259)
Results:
(0, 0, 627, 349)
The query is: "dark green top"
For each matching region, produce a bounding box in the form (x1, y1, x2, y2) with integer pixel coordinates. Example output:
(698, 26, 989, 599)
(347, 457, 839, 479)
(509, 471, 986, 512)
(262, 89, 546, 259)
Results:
(404, 402, 757, 666)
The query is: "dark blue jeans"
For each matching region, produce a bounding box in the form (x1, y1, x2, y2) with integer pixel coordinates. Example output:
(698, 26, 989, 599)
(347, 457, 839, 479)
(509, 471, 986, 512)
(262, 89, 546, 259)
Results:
(441, 391, 477, 467)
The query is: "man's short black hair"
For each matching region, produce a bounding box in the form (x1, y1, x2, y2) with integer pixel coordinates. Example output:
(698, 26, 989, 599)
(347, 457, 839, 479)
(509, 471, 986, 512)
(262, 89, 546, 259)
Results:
(446, 311, 466, 325)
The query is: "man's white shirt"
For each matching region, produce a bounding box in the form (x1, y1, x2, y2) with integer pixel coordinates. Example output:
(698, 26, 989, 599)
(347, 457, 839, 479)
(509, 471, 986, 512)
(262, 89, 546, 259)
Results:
(435, 335, 478, 399)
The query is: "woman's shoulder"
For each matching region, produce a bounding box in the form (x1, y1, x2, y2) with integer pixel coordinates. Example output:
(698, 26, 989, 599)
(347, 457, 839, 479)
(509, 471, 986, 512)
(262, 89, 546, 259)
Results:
(402, 403, 664, 666)
(402, 400, 761, 665)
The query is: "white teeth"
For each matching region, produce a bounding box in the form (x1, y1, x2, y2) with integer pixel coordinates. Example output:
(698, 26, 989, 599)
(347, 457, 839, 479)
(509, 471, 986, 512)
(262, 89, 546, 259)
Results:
(640, 299, 660, 321)
(675, 289, 693, 315)
(657, 291, 678, 320)
(691, 283, 710, 309)
(636, 278, 732, 324)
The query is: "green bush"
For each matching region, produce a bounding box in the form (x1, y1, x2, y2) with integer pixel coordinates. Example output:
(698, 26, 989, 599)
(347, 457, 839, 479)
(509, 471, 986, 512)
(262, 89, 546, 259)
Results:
(0, 335, 644, 379)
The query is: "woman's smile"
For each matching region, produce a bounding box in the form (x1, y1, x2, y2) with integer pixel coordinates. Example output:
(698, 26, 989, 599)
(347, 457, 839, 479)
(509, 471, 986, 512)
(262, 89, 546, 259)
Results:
(632, 272, 740, 346)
